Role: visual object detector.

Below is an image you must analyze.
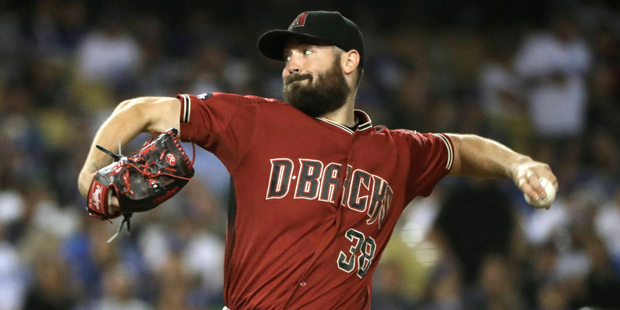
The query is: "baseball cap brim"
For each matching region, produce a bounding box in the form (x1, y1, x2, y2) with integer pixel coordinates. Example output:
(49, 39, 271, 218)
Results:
(257, 30, 330, 62)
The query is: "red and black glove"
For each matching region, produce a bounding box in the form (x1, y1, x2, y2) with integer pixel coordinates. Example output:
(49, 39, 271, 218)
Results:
(86, 128, 194, 240)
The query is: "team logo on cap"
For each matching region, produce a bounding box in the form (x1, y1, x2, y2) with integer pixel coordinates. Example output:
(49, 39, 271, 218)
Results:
(288, 12, 308, 30)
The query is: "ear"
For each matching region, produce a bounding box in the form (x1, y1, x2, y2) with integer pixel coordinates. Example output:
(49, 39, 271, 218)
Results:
(341, 49, 360, 75)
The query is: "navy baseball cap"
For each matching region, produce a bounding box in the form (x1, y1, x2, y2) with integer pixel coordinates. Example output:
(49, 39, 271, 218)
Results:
(258, 11, 365, 67)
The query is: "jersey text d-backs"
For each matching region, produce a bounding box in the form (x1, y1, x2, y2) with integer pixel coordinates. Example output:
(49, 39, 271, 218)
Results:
(177, 93, 453, 310)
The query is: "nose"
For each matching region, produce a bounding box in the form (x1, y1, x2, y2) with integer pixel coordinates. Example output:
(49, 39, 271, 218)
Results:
(283, 53, 302, 77)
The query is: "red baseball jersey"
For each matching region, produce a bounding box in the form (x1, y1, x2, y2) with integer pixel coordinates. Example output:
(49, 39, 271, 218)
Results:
(176, 92, 454, 310)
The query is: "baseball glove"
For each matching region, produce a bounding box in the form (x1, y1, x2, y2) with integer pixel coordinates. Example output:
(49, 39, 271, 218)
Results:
(86, 128, 194, 241)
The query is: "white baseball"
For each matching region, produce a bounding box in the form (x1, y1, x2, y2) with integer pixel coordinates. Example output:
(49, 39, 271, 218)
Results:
(524, 177, 556, 209)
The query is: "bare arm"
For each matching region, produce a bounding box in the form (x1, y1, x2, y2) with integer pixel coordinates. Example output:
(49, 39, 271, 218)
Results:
(447, 134, 558, 202)
(78, 96, 181, 197)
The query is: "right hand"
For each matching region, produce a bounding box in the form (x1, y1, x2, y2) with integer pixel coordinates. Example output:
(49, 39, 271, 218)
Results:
(511, 159, 558, 208)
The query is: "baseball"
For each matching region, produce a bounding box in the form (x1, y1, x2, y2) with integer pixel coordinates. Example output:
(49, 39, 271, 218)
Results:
(524, 177, 556, 208)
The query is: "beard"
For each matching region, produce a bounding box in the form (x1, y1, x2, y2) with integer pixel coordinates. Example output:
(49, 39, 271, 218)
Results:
(282, 59, 351, 118)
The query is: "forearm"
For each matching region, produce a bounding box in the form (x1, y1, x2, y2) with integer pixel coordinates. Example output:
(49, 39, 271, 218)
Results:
(447, 134, 530, 179)
(78, 97, 180, 197)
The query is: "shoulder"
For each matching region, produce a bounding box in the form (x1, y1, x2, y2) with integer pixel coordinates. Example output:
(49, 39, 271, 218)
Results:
(364, 126, 418, 146)
(373, 127, 451, 147)
(369, 126, 416, 138)
(195, 92, 287, 105)
(179, 92, 291, 117)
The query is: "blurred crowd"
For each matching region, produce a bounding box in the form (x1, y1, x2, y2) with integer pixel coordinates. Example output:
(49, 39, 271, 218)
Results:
(0, 0, 619, 309)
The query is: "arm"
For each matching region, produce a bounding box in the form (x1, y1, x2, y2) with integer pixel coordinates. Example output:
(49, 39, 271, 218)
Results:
(78, 96, 181, 197)
(447, 134, 558, 202)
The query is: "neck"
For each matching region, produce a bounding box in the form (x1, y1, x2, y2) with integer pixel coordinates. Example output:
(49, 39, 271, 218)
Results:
(319, 95, 356, 127)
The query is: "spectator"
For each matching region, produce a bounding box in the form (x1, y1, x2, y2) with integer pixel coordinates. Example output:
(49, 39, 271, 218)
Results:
(463, 254, 526, 310)
(479, 31, 528, 151)
(419, 261, 463, 310)
(514, 11, 592, 140)
(581, 235, 620, 308)
(537, 279, 570, 310)
(371, 260, 414, 310)
(595, 186, 620, 265)
(93, 263, 153, 310)
(76, 13, 141, 93)
(22, 256, 77, 310)
(0, 2, 617, 309)
(0, 223, 27, 310)
(433, 180, 516, 285)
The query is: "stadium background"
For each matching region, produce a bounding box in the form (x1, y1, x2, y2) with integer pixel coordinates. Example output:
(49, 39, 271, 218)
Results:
(0, 0, 619, 309)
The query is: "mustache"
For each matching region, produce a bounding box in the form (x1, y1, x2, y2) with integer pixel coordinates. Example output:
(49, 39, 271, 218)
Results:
(285, 74, 313, 85)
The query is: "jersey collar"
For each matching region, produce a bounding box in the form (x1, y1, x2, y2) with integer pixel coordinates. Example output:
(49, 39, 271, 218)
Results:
(316, 109, 373, 135)
(354, 109, 373, 131)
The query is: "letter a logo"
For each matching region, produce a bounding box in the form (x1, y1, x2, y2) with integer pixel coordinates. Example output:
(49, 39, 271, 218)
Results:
(288, 12, 308, 30)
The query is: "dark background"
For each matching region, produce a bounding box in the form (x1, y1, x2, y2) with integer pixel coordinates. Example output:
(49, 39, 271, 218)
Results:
(0, 0, 619, 309)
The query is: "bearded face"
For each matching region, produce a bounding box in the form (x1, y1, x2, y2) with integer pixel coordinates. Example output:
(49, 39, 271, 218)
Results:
(282, 57, 351, 118)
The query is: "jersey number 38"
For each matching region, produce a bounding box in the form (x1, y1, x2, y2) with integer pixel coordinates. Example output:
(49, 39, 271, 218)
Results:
(337, 228, 377, 278)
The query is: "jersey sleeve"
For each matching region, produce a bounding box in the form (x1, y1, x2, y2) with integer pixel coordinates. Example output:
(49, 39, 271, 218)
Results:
(176, 92, 276, 171)
(398, 130, 454, 203)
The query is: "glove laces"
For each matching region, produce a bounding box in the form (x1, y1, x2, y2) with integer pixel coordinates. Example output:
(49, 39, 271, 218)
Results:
(106, 213, 132, 243)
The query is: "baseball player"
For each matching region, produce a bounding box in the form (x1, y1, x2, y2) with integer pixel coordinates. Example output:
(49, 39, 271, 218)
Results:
(78, 11, 558, 310)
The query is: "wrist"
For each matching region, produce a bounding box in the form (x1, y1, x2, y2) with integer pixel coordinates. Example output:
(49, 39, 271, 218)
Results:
(509, 156, 533, 179)
(78, 168, 96, 197)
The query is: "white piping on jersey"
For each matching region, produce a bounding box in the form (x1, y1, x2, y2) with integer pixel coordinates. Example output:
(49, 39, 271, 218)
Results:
(181, 94, 191, 123)
(433, 133, 453, 170)
(316, 117, 355, 134)
(316, 110, 373, 134)
(181, 93, 373, 133)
